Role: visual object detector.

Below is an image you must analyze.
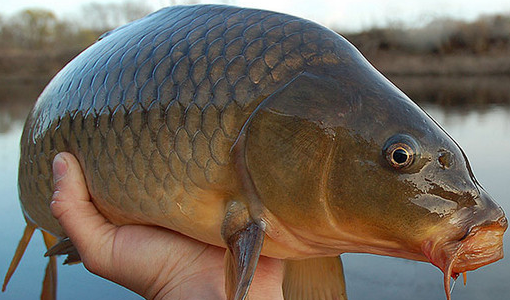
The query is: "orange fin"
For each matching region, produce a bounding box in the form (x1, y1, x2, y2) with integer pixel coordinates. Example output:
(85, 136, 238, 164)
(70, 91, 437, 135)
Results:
(283, 256, 347, 300)
(41, 231, 58, 300)
(2, 223, 36, 292)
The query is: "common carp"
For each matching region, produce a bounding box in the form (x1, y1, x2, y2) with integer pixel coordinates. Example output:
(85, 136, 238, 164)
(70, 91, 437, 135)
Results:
(3, 4, 507, 300)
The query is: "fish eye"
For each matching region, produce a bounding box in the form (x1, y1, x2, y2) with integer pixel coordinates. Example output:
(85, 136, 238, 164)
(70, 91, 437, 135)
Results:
(386, 143, 414, 169)
(383, 134, 419, 170)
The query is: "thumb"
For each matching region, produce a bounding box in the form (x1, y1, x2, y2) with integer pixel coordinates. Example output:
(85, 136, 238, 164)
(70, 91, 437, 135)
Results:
(50, 152, 115, 272)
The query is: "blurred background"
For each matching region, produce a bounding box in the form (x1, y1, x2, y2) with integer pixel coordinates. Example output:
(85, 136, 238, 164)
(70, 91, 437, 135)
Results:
(1, 0, 510, 299)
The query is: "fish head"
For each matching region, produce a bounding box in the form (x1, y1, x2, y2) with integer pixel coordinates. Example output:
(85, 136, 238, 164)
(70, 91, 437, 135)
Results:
(245, 68, 506, 265)
(322, 67, 507, 295)
(246, 70, 504, 282)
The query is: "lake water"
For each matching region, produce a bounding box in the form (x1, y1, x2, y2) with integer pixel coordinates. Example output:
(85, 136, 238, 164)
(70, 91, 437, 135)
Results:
(1, 76, 509, 299)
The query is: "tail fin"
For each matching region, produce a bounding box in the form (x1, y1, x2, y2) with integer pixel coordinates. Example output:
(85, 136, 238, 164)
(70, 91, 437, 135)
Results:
(2, 223, 36, 291)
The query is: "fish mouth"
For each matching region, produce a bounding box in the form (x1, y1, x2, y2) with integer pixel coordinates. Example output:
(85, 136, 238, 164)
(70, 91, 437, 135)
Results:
(422, 216, 507, 300)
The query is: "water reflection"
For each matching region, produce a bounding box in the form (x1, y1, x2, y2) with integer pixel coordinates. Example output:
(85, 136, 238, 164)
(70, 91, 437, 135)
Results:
(0, 78, 47, 133)
(0, 76, 509, 300)
(393, 75, 510, 109)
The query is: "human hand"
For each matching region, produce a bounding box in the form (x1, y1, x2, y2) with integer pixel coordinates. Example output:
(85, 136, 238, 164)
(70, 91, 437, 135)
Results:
(50, 152, 285, 300)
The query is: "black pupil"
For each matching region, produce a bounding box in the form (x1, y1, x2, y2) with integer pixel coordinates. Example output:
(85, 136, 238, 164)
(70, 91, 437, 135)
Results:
(392, 148, 409, 164)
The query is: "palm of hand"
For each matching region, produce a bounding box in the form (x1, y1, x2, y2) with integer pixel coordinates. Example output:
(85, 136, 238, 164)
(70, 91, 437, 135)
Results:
(50, 152, 284, 300)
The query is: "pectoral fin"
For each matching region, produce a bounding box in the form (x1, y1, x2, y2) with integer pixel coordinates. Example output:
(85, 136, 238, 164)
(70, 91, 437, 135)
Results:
(45, 237, 81, 265)
(222, 201, 265, 300)
(283, 256, 347, 300)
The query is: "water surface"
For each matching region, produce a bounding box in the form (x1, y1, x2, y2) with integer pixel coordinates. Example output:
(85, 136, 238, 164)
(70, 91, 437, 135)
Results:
(1, 76, 509, 299)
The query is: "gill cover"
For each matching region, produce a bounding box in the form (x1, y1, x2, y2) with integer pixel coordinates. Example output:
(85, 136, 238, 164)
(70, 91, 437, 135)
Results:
(243, 72, 351, 231)
(241, 72, 350, 300)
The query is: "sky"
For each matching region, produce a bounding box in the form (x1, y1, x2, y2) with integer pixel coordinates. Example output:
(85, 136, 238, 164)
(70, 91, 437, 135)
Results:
(2, 0, 510, 31)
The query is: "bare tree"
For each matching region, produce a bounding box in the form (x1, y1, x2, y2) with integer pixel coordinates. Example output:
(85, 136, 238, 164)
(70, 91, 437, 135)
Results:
(4, 9, 60, 49)
(80, 1, 154, 31)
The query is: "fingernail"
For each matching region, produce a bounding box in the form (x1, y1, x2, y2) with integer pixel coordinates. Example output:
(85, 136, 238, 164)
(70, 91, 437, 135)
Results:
(53, 153, 68, 184)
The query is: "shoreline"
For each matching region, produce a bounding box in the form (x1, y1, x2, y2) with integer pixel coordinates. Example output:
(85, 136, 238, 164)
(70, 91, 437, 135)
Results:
(366, 52, 510, 76)
(1, 49, 509, 107)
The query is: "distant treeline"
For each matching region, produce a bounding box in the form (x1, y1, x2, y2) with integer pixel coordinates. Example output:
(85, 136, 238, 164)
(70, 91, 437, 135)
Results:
(345, 14, 510, 55)
(0, 2, 509, 80)
(1, 2, 509, 55)
(0, 1, 156, 81)
(0, 1, 153, 52)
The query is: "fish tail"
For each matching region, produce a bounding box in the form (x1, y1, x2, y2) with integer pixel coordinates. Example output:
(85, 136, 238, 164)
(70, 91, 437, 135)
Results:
(2, 223, 36, 292)
(41, 231, 58, 300)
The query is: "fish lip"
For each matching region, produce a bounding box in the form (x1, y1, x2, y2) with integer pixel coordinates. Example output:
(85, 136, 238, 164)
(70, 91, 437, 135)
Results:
(422, 216, 507, 300)
(451, 219, 506, 272)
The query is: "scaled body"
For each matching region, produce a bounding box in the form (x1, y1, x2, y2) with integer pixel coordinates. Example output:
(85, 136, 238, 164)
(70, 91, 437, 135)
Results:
(19, 5, 349, 255)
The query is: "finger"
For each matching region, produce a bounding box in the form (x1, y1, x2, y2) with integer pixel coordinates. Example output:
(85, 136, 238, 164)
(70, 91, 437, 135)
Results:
(50, 152, 115, 268)
(51, 152, 89, 205)
(250, 256, 285, 300)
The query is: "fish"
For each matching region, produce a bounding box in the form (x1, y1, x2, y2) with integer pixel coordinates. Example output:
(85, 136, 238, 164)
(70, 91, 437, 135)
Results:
(2, 4, 507, 300)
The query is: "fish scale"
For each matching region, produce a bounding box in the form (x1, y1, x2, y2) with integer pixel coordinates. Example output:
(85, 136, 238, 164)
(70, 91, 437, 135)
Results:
(18, 5, 345, 238)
